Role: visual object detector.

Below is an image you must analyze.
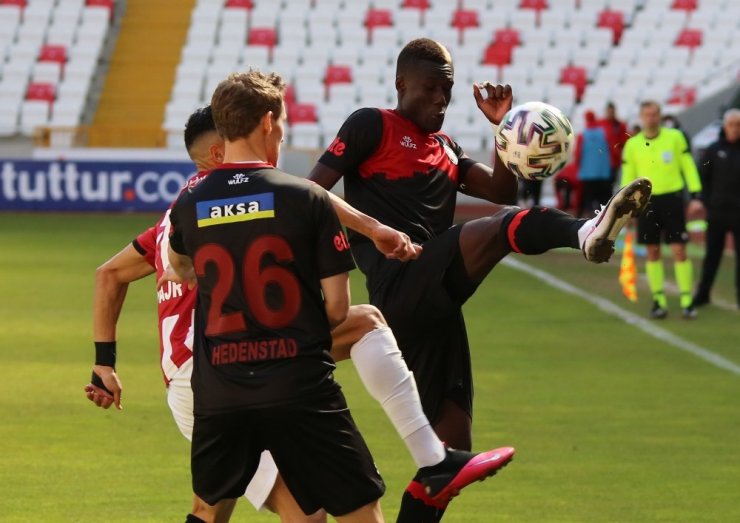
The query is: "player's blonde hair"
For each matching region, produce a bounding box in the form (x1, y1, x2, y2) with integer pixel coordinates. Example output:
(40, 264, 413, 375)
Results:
(211, 70, 286, 141)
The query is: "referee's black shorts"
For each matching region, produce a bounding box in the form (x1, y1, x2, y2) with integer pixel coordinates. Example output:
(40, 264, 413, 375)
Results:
(354, 225, 480, 423)
(191, 391, 385, 516)
(637, 190, 689, 245)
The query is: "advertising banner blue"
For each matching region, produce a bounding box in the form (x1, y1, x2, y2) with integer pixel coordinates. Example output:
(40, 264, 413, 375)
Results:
(0, 160, 198, 212)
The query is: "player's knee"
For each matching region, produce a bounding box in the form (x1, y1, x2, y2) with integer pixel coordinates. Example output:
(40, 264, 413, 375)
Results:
(353, 304, 387, 333)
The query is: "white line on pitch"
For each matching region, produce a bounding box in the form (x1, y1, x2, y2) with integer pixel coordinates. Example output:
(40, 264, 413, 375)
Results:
(502, 257, 740, 376)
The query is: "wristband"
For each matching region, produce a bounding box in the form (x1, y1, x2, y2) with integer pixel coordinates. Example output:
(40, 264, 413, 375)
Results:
(94, 341, 117, 368)
(91, 371, 114, 396)
(689, 192, 701, 200)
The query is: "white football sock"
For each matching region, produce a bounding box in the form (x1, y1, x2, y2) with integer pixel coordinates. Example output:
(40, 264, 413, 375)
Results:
(350, 327, 446, 468)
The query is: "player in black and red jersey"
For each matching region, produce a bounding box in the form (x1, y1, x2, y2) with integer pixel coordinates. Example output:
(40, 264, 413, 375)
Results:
(309, 38, 652, 522)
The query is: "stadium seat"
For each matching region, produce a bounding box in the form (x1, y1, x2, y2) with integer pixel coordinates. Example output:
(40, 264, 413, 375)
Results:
(32, 62, 62, 85)
(402, 0, 430, 9)
(365, 8, 393, 44)
(559, 65, 587, 101)
(288, 102, 318, 124)
(248, 27, 277, 52)
(86, 0, 114, 20)
(0, 0, 26, 6)
(494, 28, 521, 47)
(597, 9, 625, 45)
(20, 99, 51, 135)
(675, 28, 702, 49)
(26, 83, 56, 102)
(324, 64, 352, 86)
(667, 83, 696, 105)
(672, 0, 697, 11)
(451, 9, 480, 30)
(482, 42, 513, 67)
(39, 45, 67, 65)
(225, 0, 253, 8)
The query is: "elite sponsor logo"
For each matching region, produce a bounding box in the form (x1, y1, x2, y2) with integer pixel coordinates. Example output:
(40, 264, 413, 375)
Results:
(400, 135, 417, 149)
(196, 192, 275, 228)
(334, 230, 350, 252)
(327, 137, 346, 156)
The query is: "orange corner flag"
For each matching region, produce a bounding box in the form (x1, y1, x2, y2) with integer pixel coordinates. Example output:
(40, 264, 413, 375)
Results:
(619, 231, 638, 302)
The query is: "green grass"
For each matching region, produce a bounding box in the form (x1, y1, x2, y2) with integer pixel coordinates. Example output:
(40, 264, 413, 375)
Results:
(1, 214, 739, 522)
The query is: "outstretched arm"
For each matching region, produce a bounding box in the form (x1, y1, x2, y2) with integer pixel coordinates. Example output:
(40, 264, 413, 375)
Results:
(309, 163, 422, 260)
(87, 243, 155, 411)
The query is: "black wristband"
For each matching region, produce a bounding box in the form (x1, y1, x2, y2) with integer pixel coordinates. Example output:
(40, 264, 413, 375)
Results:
(94, 341, 117, 368)
(690, 192, 701, 200)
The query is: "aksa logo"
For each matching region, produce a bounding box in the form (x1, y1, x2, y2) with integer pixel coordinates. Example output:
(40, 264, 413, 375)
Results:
(227, 173, 250, 185)
(196, 192, 275, 228)
(400, 136, 417, 149)
(333, 231, 350, 252)
(327, 137, 346, 157)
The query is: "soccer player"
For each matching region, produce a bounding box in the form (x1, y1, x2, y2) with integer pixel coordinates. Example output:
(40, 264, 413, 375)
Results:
(693, 108, 740, 309)
(88, 103, 513, 520)
(165, 69, 388, 522)
(308, 38, 652, 522)
(622, 100, 703, 319)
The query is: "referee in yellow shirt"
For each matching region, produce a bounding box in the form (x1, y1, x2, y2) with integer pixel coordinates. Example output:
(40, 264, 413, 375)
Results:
(622, 101, 703, 319)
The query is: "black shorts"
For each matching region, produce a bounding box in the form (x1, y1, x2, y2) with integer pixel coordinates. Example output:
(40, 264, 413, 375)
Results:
(637, 191, 689, 245)
(191, 392, 385, 516)
(354, 226, 479, 423)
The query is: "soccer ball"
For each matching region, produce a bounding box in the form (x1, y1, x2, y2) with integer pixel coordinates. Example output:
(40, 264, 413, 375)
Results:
(495, 101, 574, 181)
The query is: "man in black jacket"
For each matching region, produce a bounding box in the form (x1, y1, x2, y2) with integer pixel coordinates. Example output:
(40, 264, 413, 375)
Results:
(693, 108, 740, 308)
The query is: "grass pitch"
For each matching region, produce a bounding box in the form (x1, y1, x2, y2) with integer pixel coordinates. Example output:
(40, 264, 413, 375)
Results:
(1, 213, 739, 522)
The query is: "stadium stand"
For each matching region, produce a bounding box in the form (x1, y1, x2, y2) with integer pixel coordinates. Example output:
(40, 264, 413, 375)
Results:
(0, 0, 112, 138)
(161, 0, 738, 151)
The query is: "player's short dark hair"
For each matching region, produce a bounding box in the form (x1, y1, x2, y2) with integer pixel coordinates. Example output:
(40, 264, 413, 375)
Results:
(396, 38, 452, 76)
(211, 70, 286, 141)
(183, 105, 216, 152)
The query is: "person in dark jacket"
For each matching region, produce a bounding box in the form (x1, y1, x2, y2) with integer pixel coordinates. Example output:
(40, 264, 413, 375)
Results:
(693, 108, 740, 308)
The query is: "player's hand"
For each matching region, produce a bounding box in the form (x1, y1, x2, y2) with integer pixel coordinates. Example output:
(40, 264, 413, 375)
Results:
(157, 264, 196, 291)
(687, 199, 704, 219)
(473, 82, 513, 125)
(370, 224, 423, 262)
(85, 365, 123, 410)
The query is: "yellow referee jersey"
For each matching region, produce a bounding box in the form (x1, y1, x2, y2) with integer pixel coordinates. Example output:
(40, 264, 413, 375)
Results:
(621, 127, 702, 196)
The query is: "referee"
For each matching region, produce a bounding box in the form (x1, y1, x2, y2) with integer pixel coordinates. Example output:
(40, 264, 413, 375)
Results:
(622, 100, 703, 319)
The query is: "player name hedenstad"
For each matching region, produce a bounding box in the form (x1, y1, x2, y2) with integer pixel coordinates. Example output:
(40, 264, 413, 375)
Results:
(211, 338, 298, 365)
(196, 192, 275, 227)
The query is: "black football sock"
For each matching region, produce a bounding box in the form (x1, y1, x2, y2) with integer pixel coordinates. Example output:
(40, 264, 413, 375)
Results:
(185, 514, 206, 523)
(396, 481, 449, 523)
(502, 206, 586, 254)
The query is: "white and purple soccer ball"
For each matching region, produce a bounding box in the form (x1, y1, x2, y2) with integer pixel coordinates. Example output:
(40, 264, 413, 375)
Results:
(495, 101, 574, 181)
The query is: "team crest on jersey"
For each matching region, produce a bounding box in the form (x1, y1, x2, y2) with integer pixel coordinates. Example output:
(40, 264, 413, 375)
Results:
(442, 142, 458, 165)
(228, 173, 250, 185)
(196, 192, 275, 228)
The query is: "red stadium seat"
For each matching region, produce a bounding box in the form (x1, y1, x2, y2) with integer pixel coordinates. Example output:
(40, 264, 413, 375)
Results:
(324, 65, 352, 86)
(288, 103, 318, 124)
(675, 28, 702, 49)
(26, 83, 56, 102)
(402, 0, 430, 9)
(365, 8, 393, 29)
(559, 65, 587, 101)
(667, 84, 697, 105)
(248, 27, 277, 48)
(672, 0, 697, 11)
(0, 0, 26, 6)
(520, 0, 548, 10)
(494, 28, 521, 47)
(482, 42, 513, 66)
(284, 84, 296, 106)
(86, 0, 113, 9)
(597, 9, 625, 45)
(225, 0, 254, 8)
(39, 45, 67, 64)
(452, 9, 480, 30)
